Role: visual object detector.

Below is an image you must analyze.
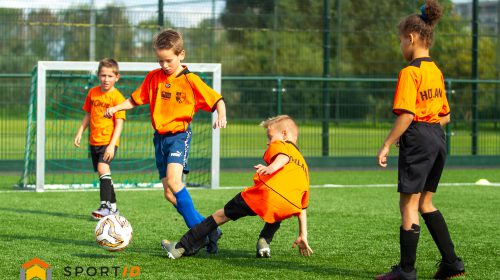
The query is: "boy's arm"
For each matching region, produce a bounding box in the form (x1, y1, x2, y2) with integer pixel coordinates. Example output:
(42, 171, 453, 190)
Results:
(254, 154, 289, 175)
(104, 98, 137, 119)
(212, 99, 227, 129)
(103, 118, 124, 162)
(376, 113, 413, 167)
(74, 113, 90, 148)
(292, 209, 313, 257)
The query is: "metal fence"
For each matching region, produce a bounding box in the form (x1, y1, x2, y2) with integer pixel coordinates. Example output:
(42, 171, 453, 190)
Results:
(1, 74, 499, 172)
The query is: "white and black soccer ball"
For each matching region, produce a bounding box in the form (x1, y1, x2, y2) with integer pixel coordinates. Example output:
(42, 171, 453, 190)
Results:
(95, 215, 133, 251)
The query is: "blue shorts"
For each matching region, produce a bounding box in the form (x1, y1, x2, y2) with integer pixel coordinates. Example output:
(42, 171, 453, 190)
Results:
(153, 128, 192, 179)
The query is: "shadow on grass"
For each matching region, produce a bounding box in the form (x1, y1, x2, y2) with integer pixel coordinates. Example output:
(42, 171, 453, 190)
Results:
(0, 207, 90, 221)
(174, 248, 377, 278)
(0, 233, 95, 248)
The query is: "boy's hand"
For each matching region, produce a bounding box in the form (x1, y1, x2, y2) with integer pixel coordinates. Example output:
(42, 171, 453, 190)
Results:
(292, 235, 313, 257)
(74, 134, 82, 148)
(213, 116, 227, 129)
(103, 145, 115, 162)
(104, 107, 117, 119)
(377, 144, 389, 168)
(254, 164, 274, 175)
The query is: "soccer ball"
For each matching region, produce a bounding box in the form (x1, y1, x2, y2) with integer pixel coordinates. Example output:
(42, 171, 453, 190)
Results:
(95, 215, 133, 251)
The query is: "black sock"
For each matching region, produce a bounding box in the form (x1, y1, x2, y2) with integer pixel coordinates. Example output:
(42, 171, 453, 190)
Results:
(422, 210, 458, 263)
(259, 222, 281, 244)
(179, 216, 218, 251)
(110, 183, 116, 204)
(99, 174, 112, 203)
(400, 224, 420, 273)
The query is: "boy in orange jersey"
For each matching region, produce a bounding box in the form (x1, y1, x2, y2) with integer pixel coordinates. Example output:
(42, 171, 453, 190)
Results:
(74, 58, 125, 220)
(104, 29, 226, 254)
(161, 115, 313, 259)
(375, 1, 464, 280)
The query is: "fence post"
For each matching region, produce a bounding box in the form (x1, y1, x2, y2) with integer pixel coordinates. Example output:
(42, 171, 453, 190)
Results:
(471, 0, 479, 155)
(276, 77, 282, 115)
(446, 80, 453, 155)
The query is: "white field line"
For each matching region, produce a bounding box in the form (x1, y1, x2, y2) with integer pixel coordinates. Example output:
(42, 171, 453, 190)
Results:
(1, 182, 499, 193)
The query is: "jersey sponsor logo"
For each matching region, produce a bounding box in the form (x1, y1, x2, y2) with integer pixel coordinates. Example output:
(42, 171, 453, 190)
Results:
(175, 92, 186, 103)
(90, 99, 111, 108)
(419, 88, 443, 101)
(170, 151, 182, 157)
(161, 91, 171, 100)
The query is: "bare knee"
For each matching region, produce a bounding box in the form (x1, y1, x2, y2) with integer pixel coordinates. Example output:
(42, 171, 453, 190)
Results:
(164, 190, 176, 204)
(212, 209, 230, 225)
(166, 177, 183, 192)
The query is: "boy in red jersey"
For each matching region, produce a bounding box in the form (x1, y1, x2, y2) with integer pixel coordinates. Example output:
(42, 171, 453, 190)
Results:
(375, 1, 464, 279)
(74, 58, 125, 220)
(105, 29, 226, 254)
(161, 115, 312, 260)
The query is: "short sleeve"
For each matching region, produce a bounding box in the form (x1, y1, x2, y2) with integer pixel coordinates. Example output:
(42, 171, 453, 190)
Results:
(82, 91, 91, 113)
(439, 76, 451, 116)
(114, 90, 126, 120)
(393, 68, 418, 116)
(263, 140, 289, 165)
(187, 74, 222, 112)
(131, 71, 155, 105)
(301, 190, 309, 209)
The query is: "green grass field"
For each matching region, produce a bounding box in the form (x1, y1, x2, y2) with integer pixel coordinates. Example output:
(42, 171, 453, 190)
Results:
(1, 169, 499, 279)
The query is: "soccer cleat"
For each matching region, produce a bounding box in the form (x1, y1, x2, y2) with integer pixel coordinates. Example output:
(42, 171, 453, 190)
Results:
(206, 227, 222, 254)
(433, 258, 465, 279)
(256, 237, 271, 258)
(91, 203, 111, 220)
(161, 240, 185, 259)
(374, 265, 417, 280)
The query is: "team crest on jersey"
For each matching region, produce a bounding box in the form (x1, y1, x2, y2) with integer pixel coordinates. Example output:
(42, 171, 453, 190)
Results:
(166, 83, 171, 88)
(176, 92, 186, 103)
(161, 91, 171, 100)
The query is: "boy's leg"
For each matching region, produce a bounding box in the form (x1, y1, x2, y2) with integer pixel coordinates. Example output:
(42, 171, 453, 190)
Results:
(92, 161, 113, 219)
(256, 222, 281, 258)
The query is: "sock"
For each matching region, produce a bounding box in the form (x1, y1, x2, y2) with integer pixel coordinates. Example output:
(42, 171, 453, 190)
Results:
(110, 182, 117, 204)
(179, 216, 218, 252)
(99, 174, 112, 202)
(422, 210, 458, 263)
(174, 187, 205, 229)
(259, 222, 281, 244)
(400, 224, 420, 273)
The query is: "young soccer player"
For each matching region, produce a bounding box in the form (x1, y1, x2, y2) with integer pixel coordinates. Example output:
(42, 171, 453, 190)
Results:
(74, 58, 125, 220)
(104, 29, 226, 254)
(375, 1, 464, 280)
(161, 115, 313, 259)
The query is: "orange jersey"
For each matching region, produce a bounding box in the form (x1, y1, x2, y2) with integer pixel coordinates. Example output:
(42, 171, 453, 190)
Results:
(131, 66, 223, 134)
(393, 57, 450, 123)
(82, 86, 126, 146)
(241, 140, 310, 223)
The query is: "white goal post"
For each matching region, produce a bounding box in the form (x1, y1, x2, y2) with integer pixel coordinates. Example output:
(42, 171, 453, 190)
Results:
(35, 61, 221, 192)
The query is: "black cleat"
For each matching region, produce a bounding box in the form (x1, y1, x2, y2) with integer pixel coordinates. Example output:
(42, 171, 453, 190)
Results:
(206, 227, 222, 254)
(374, 265, 417, 280)
(433, 258, 465, 279)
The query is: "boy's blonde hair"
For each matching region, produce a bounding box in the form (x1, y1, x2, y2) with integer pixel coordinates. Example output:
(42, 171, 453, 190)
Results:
(260, 115, 299, 139)
(153, 29, 184, 55)
(98, 58, 119, 75)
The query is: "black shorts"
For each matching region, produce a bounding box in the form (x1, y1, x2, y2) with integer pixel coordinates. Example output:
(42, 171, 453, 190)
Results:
(398, 122, 446, 194)
(224, 193, 257, 221)
(90, 145, 117, 172)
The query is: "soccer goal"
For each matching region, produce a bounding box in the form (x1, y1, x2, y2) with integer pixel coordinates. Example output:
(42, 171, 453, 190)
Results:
(21, 61, 221, 192)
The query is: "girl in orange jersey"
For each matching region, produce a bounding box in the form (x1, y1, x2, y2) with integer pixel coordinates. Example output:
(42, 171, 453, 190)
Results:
(375, 1, 464, 280)
(161, 115, 313, 259)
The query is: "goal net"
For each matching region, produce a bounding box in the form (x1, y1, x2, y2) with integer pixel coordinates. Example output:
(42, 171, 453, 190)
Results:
(20, 61, 221, 191)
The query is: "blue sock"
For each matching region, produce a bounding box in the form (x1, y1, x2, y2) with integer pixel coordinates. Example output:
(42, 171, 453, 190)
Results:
(174, 188, 205, 229)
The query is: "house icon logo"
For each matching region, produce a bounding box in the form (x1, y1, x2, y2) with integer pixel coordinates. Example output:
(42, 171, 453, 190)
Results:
(20, 258, 52, 280)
